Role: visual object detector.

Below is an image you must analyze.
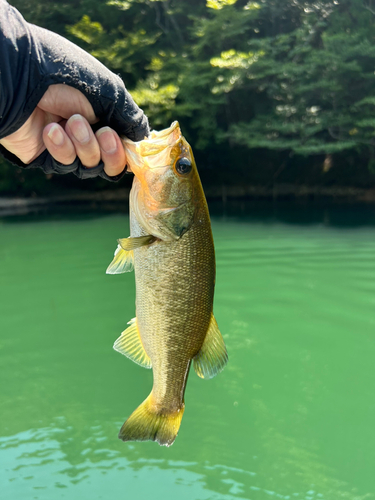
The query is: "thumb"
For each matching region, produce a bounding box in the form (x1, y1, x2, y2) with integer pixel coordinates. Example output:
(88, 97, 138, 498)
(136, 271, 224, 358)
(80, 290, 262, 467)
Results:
(38, 85, 98, 124)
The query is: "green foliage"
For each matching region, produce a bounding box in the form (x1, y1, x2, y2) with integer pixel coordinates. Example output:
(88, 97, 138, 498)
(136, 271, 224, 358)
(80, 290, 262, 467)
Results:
(63, 0, 375, 159)
(3, 0, 375, 195)
(68, 15, 104, 45)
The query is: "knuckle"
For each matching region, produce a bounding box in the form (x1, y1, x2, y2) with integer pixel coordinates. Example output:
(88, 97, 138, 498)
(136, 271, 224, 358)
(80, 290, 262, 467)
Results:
(104, 154, 122, 170)
(78, 150, 100, 167)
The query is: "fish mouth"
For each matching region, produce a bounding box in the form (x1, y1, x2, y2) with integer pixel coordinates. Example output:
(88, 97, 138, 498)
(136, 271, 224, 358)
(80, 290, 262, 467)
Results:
(123, 121, 183, 173)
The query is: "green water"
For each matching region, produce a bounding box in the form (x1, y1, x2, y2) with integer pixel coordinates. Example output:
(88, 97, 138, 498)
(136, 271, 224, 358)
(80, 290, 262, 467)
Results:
(1, 204, 375, 500)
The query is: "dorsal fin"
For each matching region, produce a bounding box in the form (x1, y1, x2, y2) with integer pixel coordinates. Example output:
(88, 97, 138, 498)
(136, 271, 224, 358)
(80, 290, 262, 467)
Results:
(193, 314, 228, 379)
(113, 318, 152, 369)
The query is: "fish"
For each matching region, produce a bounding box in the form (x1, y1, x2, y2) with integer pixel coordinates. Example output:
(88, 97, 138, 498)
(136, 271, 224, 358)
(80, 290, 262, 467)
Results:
(106, 121, 228, 447)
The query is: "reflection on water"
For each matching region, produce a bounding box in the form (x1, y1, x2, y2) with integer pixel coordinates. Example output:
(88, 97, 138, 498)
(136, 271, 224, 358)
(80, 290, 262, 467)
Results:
(1, 421, 371, 500)
(1, 203, 375, 499)
(0, 424, 255, 500)
(0, 424, 330, 500)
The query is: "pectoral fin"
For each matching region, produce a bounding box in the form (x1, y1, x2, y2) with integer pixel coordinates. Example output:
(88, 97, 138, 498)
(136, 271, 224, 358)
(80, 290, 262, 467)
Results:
(193, 314, 228, 379)
(106, 245, 134, 274)
(118, 235, 156, 250)
(113, 317, 152, 369)
(106, 235, 156, 275)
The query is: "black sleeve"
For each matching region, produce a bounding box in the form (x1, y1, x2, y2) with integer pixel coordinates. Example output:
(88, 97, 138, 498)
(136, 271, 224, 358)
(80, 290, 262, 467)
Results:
(0, 0, 149, 181)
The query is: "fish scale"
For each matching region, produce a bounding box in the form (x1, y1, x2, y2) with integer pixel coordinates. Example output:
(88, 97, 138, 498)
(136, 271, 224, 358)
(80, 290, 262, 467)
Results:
(134, 204, 214, 412)
(107, 121, 228, 446)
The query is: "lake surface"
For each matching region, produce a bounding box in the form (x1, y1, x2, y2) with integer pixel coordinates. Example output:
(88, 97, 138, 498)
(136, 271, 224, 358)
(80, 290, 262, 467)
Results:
(1, 202, 374, 500)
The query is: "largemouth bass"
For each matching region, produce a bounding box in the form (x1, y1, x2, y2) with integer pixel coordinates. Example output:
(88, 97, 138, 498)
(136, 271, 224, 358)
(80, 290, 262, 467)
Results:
(107, 121, 228, 447)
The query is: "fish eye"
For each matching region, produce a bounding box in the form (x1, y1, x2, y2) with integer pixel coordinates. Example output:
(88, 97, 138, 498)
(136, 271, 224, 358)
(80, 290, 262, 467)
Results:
(175, 157, 192, 175)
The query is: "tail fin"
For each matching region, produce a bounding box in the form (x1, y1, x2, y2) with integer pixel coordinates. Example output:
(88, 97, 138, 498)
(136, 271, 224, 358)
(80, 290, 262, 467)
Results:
(118, 394, 184, 447)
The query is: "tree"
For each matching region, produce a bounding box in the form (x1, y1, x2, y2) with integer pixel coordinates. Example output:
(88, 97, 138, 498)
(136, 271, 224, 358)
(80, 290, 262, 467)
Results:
(3, 0, 375, 195)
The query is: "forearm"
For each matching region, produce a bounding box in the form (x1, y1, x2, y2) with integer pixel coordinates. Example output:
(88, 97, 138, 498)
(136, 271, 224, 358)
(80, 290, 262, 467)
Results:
(0, 0, 35, 140)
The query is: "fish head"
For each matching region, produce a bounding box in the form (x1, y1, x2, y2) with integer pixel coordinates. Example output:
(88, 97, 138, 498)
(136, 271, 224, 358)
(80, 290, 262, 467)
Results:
(124, 122, 201, 241)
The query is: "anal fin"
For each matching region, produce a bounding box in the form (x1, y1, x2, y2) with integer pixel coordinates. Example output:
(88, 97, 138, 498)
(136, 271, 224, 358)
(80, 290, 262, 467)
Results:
(113, 318, 152, 369)
(193, 314, 228, 379)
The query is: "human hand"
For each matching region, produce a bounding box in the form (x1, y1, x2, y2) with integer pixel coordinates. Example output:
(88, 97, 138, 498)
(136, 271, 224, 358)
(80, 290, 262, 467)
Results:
(0, 0, 149, 180)
(0, 85, 126, 178)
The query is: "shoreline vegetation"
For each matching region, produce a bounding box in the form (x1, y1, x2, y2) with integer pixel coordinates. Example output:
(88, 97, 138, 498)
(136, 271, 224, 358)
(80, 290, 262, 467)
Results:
(2, 0, 375, 199)
(2, 184, 375, 217)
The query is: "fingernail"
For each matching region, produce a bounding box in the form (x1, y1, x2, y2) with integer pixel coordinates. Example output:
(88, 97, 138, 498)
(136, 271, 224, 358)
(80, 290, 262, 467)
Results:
(96, 127, 117, 154)
(47, 124, 64, 146)
(69, 115, 90, 143)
